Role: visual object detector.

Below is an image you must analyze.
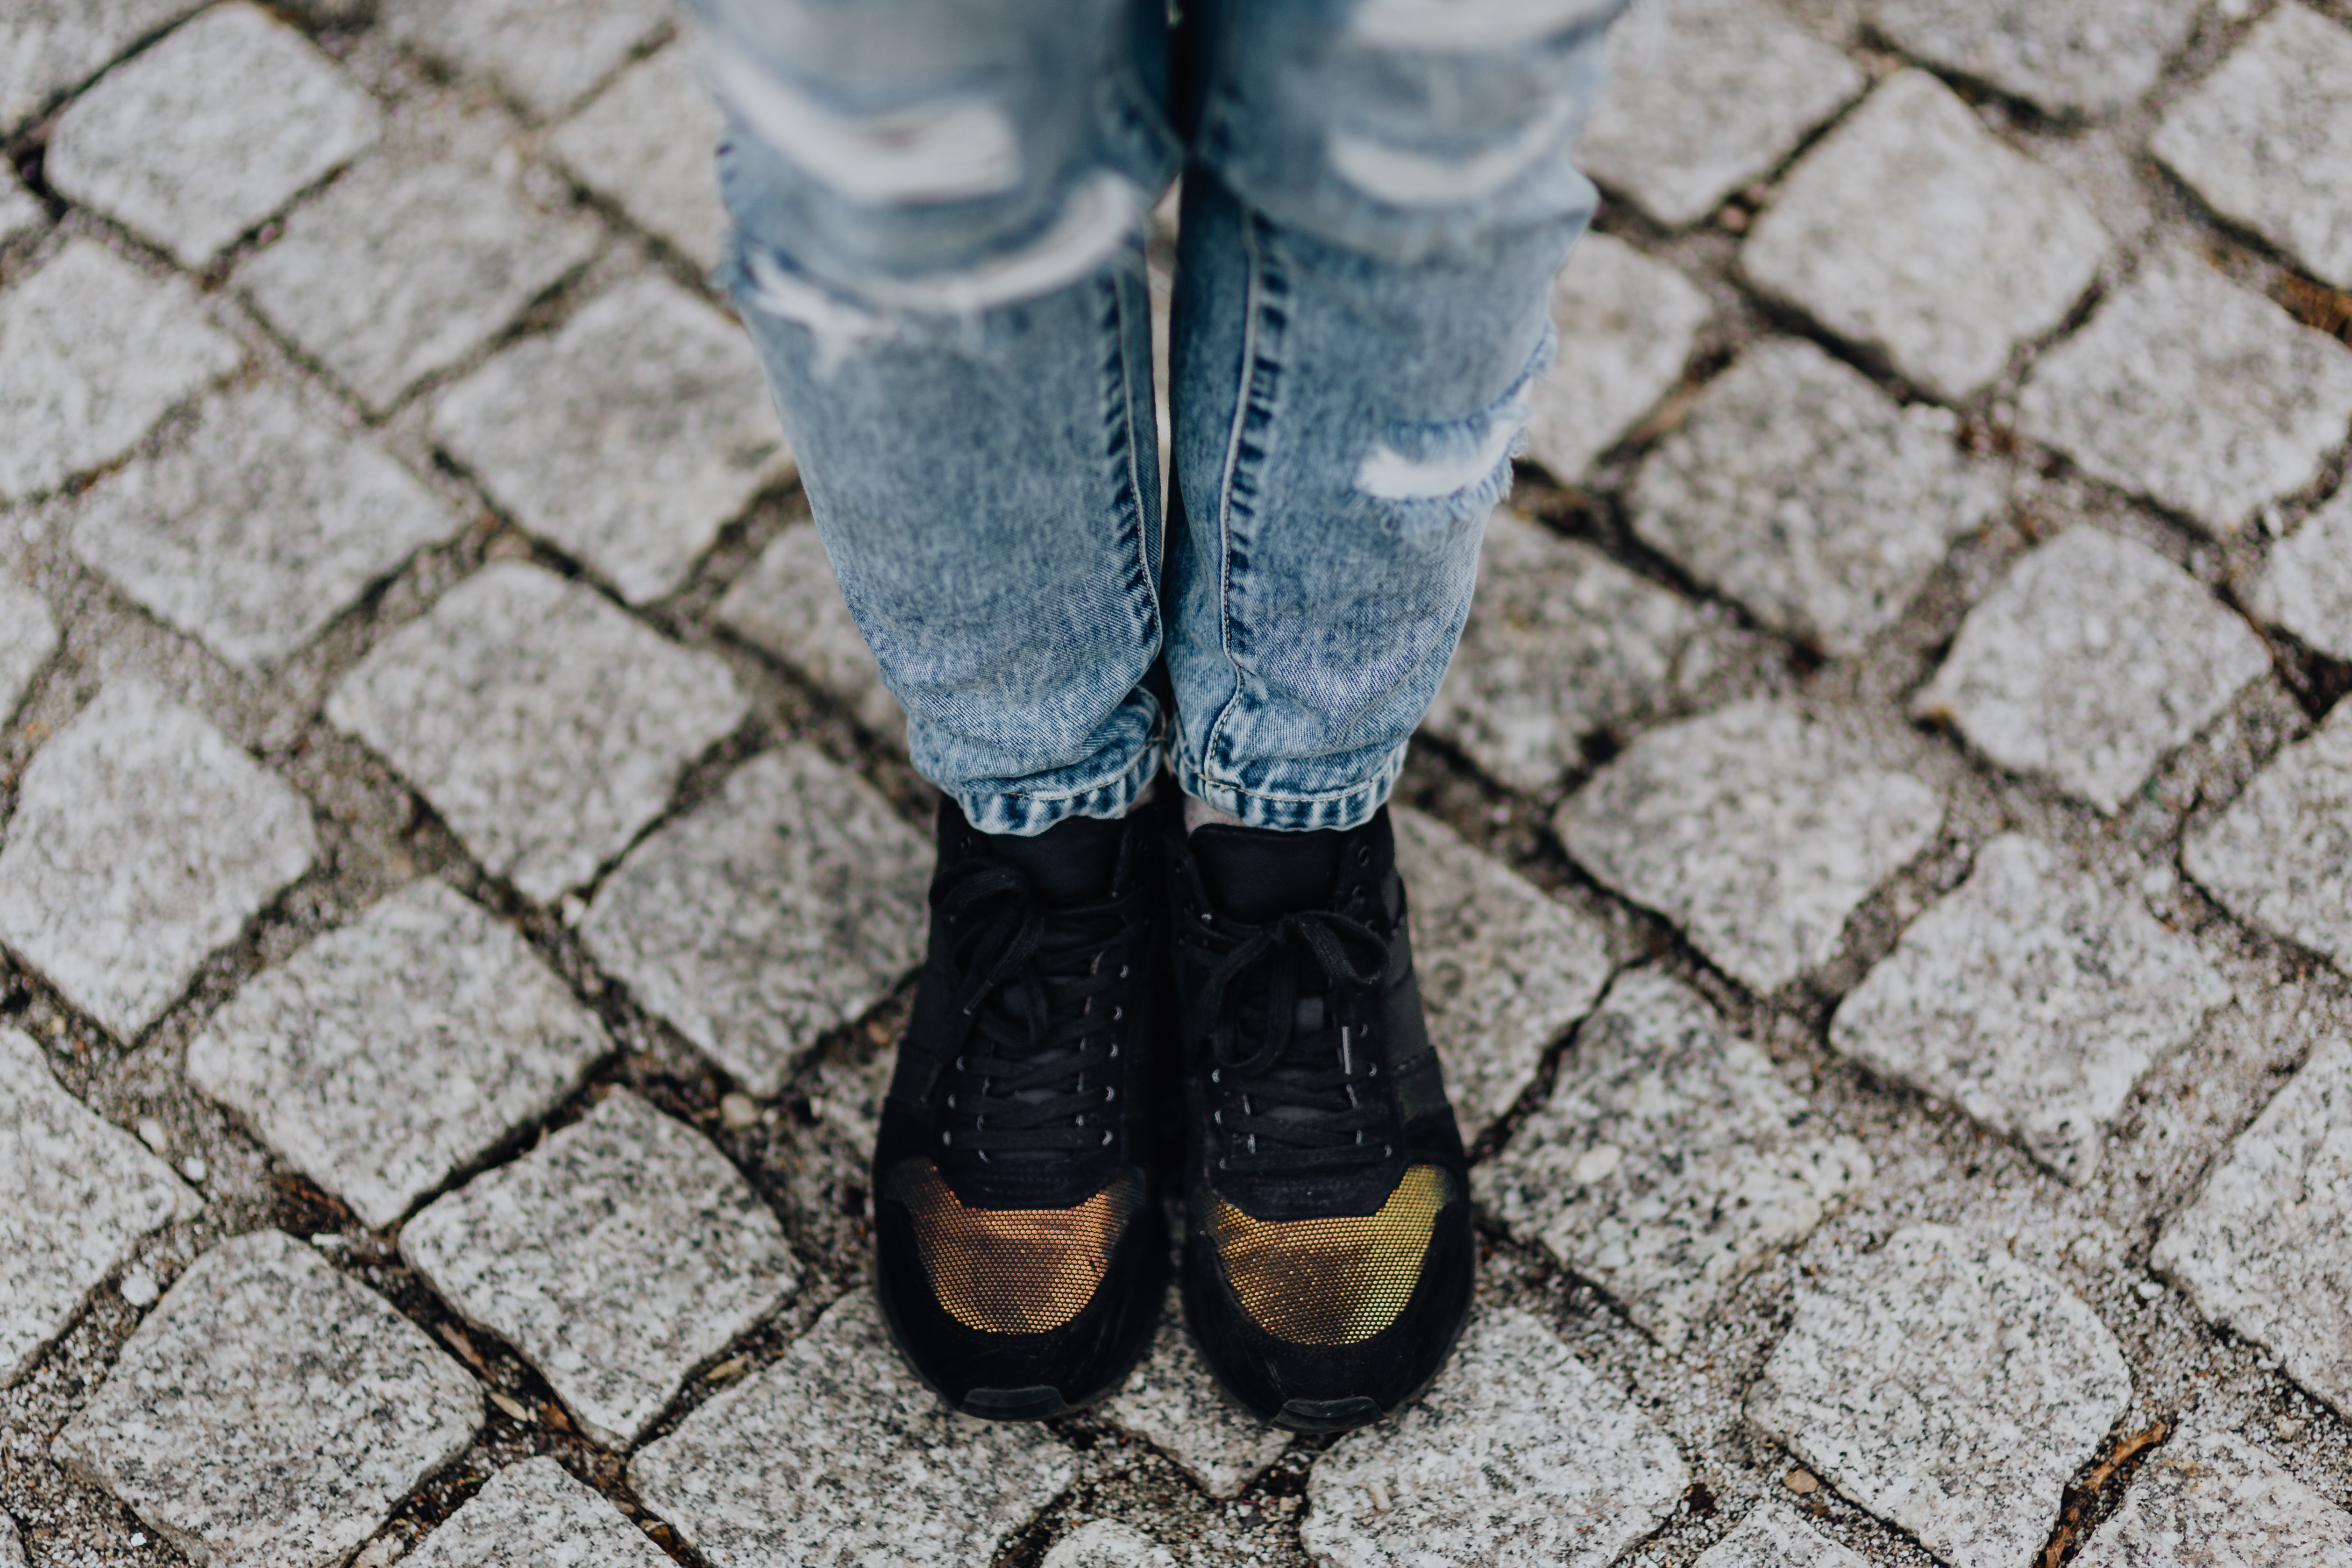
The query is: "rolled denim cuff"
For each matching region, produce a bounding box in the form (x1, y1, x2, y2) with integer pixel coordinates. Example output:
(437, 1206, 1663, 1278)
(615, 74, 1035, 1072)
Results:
(1172, 742, 1407, 834)
(952, 731, 1167, 837)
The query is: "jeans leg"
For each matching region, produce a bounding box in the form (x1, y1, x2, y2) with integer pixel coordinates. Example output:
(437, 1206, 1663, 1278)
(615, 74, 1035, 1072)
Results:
(1165, 0, 1620, 831)
(695, 0, 1180, 835)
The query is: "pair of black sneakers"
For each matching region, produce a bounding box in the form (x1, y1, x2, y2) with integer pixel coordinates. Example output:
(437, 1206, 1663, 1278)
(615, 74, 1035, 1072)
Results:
(870, 792, 1475, 1431)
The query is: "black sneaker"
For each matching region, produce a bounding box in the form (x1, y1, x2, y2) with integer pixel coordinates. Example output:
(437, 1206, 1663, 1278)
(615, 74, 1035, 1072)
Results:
(871, 798, 1170, 1420)
(1166, 804, 1476, 1432)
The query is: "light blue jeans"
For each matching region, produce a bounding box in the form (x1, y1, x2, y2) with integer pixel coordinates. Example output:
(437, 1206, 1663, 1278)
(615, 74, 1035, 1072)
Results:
(696, 0, 1619, 833)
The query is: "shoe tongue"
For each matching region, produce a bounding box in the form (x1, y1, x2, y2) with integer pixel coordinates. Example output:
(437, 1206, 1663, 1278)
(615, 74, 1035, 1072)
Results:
(984, 812, 1124, 908)
(1190, 824, 1345, 923)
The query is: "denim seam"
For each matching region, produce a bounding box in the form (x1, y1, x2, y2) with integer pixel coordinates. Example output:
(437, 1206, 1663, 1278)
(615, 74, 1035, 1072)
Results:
(1196, 203, 1274, 793)
(1102, 12, 1184, 188)
(972, 263, 1164, 830)
(1110, 267, 1158, 649)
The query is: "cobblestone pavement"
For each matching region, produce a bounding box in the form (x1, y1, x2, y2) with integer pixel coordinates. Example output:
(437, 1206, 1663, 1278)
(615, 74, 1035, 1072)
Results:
(4, 1, 2352, 1566)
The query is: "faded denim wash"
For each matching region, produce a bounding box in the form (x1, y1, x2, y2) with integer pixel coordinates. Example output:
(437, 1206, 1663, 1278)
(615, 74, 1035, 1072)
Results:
(695, 0, 1621, 833)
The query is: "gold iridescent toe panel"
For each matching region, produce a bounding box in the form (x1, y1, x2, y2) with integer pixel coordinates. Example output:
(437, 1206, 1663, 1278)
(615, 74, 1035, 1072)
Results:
(1207, 1164, 1451, 1346)
(884, 1158, 1143, 1334)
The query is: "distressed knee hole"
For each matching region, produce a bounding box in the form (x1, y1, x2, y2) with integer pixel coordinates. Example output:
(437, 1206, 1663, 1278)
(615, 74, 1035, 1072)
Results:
(735, 173, 1145, 372)
(1354, 416, 1521, 505)
(1327, 94, 1580, 208)
(1351, 326, 1553, 526)
(1348, 0, 1619, 52)
(709, 52, 1022, 206)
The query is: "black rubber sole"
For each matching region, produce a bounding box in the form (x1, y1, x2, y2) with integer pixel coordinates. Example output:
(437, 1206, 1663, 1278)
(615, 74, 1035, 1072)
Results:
(873, 1287, 1159, 1424)
(1184, 1202, 1480, 1434)
(870, 1218, 1168, 1425)
(962, 1384, 1072, 1421)
(1275, 1396, 1381, 1433)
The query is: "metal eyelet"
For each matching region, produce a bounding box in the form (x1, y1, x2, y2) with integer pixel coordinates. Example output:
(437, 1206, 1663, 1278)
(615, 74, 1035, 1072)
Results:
(1210, 1068, 1221, 1084)
(1101, 1130, 1114, 1146)
(1104, 1086, 1116, 1101)
(939, 1131, 951, 1146)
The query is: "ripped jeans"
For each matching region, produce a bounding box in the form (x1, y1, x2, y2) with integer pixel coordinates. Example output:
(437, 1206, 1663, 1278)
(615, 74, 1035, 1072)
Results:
(695, 0, 1619, 833)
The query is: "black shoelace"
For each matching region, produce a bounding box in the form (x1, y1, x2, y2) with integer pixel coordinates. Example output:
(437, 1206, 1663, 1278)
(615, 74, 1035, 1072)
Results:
(1188, 908, 1395, 1175)
(937, 861, 1140, 1162)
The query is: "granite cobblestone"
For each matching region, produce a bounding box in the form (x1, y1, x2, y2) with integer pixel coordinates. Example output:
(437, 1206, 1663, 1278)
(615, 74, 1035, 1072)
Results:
(0, 681, 316, 1041)
(1101, 1286, 1293, 1499)
(1869, 0, 2203, 120)
(431, 272, 789, 605)
(1741, 69, 2107, 401)
(326, 561, 748, 904)
(548, 43, 729, 275)
(581, 744, 930, 1098)
(715, 521, 907, 746)
(2249, 487, 2352, 662)
(237, 147, 603, 414)
(71, 383, 463, 669)
(401, 1087, 799, 1447)
(385, 0, 673, 122)
(1300, 1305, 1686, 1568)
(1524, 232, 1713, 483)
(1690, 1506, 1869, 1568)
(1477, 969, 1870, 1349)
(1393, 806, 1614, 1139)
(0, 578, 58, 721)
(0, 241, 243, 503)
(185, 877, 610, 1229)
(0, 167, 43, 249)
(2183, 702, 2352, 970)
(52, 1229, 482, 1568)
(44, 2, 381, 268)
(1578, 0, 1864, 229)
(400, 1457, 672, 1568)
(2072, 1419, 2352, 1568)
(1557, 701, 1943, 993)
(1422, 508, 1709, 795)
(1832, 833, 2233, 1183)
(0, 1027, 199, 1387)
(2151, 4, 2352, 294)
(1914, 527, 2272, 813)
(1746, 1223, 2132, 1568)
(1629, 337, 2000, 655)
(0, 0, 204, 135)
(2154, 1030, 2352, 1419)
(7, 5, 2352, 1564)
(628, 1290, 1075, 1568)
(2014, 257, 2352, 536)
